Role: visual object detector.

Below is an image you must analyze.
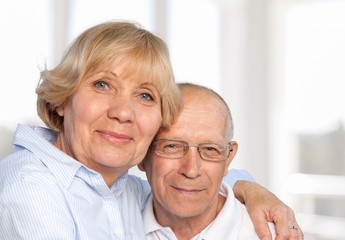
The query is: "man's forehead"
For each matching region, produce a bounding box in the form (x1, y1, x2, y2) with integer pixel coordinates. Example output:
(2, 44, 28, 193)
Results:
(158, 101, 227, 135)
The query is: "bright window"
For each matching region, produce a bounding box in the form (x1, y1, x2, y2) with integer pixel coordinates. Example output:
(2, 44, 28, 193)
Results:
(167, 0, 221, 92)
(285, 1, 345, 133)
(282, 1, 345, 239)
(0, 0, 50, 125)
(68, 0, 154, 41)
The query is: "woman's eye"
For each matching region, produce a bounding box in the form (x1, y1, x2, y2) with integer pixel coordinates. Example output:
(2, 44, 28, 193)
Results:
(139, 92, 154, 101)
(93, 81, 109, 90)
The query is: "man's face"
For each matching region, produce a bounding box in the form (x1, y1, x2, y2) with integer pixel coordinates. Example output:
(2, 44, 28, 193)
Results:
(140, 89, 237, 221)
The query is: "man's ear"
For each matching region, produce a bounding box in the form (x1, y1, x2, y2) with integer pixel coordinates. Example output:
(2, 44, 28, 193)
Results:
(223, 141, 238, 176)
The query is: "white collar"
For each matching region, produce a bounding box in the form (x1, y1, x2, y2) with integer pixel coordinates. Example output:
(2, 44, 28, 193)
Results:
(142, 182, 243, 239)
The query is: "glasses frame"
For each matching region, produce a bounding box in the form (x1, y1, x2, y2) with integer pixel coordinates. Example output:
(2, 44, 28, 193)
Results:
(153, 139, 233, 162)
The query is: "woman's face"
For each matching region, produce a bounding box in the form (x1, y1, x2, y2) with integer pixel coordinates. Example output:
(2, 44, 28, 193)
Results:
(56, 60, 162, 184)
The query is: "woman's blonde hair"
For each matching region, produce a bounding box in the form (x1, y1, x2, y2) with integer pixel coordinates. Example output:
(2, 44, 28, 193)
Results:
(36, 21, 182, 132)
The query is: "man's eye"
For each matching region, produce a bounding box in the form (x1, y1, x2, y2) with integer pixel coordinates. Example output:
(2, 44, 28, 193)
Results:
(202, 145, 222, 154)
(93, 81, 109, 90)
(139, 92, 154, 101)
(164, 144, 178, 149)
(162, 143, 183, 153)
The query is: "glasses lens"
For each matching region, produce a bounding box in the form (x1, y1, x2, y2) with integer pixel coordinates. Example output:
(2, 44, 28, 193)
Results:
(198, 143, 227, 161)
(155, 140, 187, 158)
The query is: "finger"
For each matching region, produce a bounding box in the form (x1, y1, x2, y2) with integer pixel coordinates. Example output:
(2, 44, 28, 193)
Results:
(255, 223, 272, 240)
(250, 211, 273, 240)
(287, 210, 304, 240)
(289, 223, 304, 240)
(274, 217, 290, 240)
(298, 226, 304, 240)
(288, 225, 299, 240)
(270, 208, 290, 240)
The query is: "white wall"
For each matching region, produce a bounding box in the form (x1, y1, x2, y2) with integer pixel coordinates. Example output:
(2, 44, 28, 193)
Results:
(2, 3, 345, 238)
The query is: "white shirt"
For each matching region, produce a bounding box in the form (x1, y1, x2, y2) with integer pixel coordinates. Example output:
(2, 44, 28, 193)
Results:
(143, 182, 276, 240)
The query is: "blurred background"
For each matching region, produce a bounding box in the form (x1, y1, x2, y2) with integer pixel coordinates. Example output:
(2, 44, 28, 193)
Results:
(0, 0, 344, 239)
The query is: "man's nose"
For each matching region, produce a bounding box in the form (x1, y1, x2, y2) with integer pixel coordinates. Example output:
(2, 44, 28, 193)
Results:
(178, 147, 202, 179)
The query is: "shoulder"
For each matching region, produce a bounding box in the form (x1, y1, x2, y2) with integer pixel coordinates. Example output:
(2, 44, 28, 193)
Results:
(126, 174, 151, 208)
(0, 174, 75, 238)
(219, 184, 276, 239)
(0, 146, 68, 208)
(127, 174, 150, 191)
(0, 148, 50, 187)
(0, 152, 75, 237)
(0, 124, 57, 184)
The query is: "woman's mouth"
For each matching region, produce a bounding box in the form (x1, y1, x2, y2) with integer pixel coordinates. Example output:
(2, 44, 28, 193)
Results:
(97, 130, 132, 144)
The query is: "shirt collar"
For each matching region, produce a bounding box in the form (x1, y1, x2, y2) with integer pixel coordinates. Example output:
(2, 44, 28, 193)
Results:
(198, 182, 243, 239)
(142, 182, 243, 239)
(142, 194, 164, 234)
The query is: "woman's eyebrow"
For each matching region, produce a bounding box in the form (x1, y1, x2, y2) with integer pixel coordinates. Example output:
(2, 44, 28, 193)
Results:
(108, 71, 118, 77)
(102, 70, 117, 78)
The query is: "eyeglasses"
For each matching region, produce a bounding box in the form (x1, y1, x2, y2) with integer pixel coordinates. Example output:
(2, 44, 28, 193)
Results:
(153, 139, 232, 162)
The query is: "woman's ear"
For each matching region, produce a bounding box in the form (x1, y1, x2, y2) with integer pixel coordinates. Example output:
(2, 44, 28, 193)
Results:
(223, 141, 238, 176)
(56, 106, 64, 117)
(137, 160, 146, 172)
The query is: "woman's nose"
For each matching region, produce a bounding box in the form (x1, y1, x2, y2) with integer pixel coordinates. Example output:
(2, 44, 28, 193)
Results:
(107, 94, 135, 123)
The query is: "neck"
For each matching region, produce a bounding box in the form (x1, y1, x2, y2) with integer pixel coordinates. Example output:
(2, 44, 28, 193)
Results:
(53, 134, 126, 187)
(93, 166, 127, 187)
(154, 194, 226, 240)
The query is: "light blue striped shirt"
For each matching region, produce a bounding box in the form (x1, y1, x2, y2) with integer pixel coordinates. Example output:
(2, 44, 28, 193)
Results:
(0, 124, 252, 240)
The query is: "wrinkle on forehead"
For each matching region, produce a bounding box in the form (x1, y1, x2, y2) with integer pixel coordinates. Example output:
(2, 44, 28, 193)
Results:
(178, 88, 230, 139)
(182, 90, 228, 118)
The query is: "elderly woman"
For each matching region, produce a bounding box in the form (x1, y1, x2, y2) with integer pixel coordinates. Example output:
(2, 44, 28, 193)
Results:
(0, 21, 300, 239)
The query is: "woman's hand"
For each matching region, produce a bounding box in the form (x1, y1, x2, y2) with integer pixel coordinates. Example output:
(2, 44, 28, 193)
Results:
(233, 180, 304, 240)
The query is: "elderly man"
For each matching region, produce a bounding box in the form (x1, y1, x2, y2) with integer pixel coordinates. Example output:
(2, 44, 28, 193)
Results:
(139, 83, 302, 239)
